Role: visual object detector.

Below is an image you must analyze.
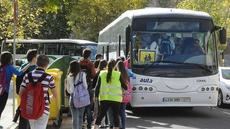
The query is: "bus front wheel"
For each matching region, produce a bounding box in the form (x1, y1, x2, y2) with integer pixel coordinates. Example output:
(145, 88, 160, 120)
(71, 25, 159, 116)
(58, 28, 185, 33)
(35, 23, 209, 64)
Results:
(218, 90, 224, 107)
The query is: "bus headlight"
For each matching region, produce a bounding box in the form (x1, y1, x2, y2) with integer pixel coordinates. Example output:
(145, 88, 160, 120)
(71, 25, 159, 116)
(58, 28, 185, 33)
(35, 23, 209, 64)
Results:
(199, 86, 217, 92)
(132, 87, 136, 91)
(201, 87, 205, 91)
(211, 87, 214, 91)
(133, 85, 156, 92)
(139, 86, 143, 91)
(149, 87, 153, 91)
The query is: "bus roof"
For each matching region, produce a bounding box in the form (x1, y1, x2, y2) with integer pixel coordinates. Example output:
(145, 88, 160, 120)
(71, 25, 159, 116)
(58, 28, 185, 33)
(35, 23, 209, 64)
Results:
(5, 39, 97, 45)
(100, 8, 211, 34)
(132, 8, 211, 18)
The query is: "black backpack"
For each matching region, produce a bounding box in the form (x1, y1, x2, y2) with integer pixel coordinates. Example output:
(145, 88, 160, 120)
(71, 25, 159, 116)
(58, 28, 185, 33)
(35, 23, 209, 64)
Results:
(16, 69, 29, 94)
(80, 64, 92, 89)
(16, 65, 36, 94)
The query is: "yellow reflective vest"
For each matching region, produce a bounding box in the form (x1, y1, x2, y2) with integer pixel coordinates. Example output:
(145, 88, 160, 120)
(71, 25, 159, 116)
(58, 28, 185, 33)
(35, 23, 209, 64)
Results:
(99, 70, 122, 102)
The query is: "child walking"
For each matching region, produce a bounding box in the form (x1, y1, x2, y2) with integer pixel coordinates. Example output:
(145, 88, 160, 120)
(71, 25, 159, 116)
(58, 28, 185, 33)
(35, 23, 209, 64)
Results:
(66, 60, 89, 129)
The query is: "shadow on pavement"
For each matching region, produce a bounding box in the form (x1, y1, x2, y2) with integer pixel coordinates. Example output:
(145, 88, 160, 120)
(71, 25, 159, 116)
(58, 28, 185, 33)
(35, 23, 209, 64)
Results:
(126, 107, 229, 129)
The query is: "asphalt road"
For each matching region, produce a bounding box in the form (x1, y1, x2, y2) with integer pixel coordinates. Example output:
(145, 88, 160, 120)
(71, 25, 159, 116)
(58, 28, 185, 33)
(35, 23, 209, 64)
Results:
(47, 106, 230, 129)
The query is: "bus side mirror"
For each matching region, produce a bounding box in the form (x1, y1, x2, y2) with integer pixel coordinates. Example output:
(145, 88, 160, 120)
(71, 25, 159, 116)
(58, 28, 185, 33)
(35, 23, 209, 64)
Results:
(219, 28, 227, 44)
(125, 26, 131, 58)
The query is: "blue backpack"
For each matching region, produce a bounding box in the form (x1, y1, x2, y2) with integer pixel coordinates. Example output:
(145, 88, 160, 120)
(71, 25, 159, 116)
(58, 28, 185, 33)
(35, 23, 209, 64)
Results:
(72, 72, 90, 108)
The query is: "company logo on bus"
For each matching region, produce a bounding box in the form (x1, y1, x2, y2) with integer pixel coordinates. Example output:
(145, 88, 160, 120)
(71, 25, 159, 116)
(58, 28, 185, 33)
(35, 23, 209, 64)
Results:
(140, 78, 153, 83)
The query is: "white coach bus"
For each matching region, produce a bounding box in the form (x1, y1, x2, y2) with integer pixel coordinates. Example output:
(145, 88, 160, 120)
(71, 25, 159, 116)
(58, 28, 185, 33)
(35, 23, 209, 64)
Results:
(97, 8, 226, 108)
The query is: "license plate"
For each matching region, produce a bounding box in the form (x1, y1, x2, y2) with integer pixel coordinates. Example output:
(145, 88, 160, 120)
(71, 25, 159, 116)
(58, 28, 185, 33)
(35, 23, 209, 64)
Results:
(163, 97, 191, 102)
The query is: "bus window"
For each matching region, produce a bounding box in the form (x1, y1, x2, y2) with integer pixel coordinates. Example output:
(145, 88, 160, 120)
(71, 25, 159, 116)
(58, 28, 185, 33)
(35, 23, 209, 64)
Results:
(44, 43, 59, 55)
(17, 43, 38, 54)
(61, 44, 74, 56)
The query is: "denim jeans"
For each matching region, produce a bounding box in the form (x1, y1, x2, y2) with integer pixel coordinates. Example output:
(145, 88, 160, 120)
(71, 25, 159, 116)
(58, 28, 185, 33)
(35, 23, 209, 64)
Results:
(119, 103, 126, 129)
(84, 104, 93, 129)
(70, 99, 85, 129)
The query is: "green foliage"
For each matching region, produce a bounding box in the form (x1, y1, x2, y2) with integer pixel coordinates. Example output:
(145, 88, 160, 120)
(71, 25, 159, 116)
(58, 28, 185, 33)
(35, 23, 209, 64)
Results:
(0, 1, 15, 39)
(177, 0, 230, 38)
(0, 0, 74, 40)
(0, 0, 44, 40)
(177, 0, 230, 52)
(34, 11, 71, 39)
(68, 0, 149, 41)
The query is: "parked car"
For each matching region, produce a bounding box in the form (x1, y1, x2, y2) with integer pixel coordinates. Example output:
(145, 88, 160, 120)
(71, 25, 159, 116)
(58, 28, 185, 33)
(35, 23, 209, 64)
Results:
(218, 67, 230, 107)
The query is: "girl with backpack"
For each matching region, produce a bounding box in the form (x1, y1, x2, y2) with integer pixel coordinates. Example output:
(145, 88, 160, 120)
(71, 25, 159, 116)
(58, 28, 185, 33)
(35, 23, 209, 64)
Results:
(116, 61, 131, 129)
(0, 51, 30, 125)
(66, 60, 89, 129)
(94, 59, 127, 129)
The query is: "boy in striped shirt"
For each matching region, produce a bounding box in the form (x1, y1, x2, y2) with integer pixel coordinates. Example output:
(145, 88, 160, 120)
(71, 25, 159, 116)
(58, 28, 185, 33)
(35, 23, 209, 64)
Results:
(19, 55, 57, 129)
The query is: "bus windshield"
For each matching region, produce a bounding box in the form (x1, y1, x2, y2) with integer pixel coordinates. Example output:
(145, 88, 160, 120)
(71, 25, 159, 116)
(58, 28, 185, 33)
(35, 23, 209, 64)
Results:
(131, 19, 217, 77)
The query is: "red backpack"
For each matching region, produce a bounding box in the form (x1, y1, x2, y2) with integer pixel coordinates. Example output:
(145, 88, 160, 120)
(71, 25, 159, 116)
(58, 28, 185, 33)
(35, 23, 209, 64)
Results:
(20, 72, 47, 120)
(0, 66, 7, 96)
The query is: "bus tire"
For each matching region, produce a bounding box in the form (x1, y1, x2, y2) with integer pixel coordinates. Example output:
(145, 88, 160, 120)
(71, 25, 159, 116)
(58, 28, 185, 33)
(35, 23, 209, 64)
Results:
(217, 90, 224, 108)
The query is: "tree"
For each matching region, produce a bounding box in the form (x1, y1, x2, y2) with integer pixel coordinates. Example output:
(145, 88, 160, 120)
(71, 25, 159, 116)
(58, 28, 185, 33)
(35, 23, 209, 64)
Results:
(68, 0, 149, 41)
(0, 1, 16, 40)
(0, 0, 45, 40)
(0, 0, 75, 41)
(33, 0, 75, 39)
(177, 0, 230, 37)
(148, 0, 183, 7)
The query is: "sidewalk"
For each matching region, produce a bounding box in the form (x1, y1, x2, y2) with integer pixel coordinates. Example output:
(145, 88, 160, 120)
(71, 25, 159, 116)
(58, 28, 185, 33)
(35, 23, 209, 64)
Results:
(0, 89, 18, 129)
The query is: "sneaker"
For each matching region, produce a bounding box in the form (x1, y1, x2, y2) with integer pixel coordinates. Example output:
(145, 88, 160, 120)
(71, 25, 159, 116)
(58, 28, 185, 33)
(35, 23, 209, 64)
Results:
(99, 125, 109, 129)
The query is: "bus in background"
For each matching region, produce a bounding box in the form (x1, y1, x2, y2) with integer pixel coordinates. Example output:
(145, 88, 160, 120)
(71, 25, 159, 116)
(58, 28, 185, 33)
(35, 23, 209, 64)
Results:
(1, 39, 97, 65)
(97, 8, 226, 109)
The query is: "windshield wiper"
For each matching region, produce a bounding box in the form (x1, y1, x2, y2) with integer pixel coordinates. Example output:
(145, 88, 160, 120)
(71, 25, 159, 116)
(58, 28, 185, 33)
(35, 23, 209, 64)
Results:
(142, 61, 185, 72)
(182, 63, 214, 73)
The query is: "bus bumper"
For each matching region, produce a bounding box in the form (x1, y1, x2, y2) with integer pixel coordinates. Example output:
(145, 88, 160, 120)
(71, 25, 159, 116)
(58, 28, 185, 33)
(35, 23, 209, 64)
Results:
(130, 92, 218, 107)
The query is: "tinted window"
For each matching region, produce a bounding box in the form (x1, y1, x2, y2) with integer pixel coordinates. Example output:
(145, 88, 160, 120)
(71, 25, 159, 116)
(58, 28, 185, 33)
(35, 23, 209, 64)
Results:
(222, 69, 230, 80)
(133, 18, 213, 32)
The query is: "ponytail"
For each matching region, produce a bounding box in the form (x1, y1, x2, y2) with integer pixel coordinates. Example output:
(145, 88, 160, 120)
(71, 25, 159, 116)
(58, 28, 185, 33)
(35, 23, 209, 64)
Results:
(106, 60, 116, 83)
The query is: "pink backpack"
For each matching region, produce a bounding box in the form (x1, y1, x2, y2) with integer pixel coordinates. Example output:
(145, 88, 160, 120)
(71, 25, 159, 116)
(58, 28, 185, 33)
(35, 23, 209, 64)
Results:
(0, 66, 7, 96)
(122, 81, 132, 104)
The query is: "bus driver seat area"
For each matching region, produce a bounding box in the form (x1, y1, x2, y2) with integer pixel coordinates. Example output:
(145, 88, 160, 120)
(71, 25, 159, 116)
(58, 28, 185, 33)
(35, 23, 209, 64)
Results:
(181, 37, 204, 56)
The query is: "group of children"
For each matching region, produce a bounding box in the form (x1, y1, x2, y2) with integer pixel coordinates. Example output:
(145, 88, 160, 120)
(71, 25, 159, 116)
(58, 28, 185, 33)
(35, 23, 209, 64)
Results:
(66, 49, 131, 129)
(0, 50, 57, 129)
(0, 48, 131, 129)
